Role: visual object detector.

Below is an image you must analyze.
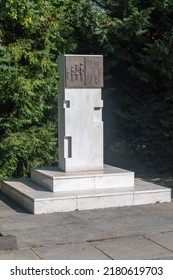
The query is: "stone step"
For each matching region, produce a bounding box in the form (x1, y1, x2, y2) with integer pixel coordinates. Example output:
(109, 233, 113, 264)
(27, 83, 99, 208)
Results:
(1, 178, 171, 214)
(31, 165, 135, 192)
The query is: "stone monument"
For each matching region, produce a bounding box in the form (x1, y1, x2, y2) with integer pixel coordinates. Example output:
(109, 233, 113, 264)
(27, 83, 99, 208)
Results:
(1, 55, 171, 214)
(58, 55, 104, 172)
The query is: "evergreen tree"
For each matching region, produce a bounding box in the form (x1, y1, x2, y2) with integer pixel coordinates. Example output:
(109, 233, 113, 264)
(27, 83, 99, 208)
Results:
(91, 0, 173, 171)
(0, 0, 96, 178)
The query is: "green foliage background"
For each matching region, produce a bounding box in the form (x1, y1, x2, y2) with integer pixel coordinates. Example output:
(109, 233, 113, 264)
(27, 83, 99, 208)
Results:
(0, 0, 77, 178)
(95, 0, 173, 172)
(0, 0, 173, 179)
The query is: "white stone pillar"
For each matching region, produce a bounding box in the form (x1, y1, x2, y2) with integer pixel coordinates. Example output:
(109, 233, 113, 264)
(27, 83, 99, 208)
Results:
(58, 55, 104, 172)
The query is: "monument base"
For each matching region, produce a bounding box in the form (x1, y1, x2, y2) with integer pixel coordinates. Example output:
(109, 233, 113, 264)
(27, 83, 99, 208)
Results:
(31, 165, 134, 192)
(1, 165, 171, 214)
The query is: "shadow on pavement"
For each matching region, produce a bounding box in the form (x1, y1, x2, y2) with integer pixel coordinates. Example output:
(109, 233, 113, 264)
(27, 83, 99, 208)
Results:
(0, 192, 29, 214)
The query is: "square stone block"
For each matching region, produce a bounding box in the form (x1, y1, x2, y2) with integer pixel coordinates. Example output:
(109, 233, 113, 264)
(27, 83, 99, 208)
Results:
(31, 165, 135, 192)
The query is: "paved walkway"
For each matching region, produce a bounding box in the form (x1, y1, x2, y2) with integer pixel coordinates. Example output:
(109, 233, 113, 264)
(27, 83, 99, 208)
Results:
(0, 192, 173, 260)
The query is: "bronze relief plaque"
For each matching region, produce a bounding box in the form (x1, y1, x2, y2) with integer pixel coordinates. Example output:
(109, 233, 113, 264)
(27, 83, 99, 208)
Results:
(65, 55, 103, 88)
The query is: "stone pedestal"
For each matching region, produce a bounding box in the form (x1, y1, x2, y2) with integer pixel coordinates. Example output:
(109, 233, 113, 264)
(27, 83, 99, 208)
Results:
(1, 177, 171, 214)
(31, 165, 134, 192)
(1, 55, 171, 214)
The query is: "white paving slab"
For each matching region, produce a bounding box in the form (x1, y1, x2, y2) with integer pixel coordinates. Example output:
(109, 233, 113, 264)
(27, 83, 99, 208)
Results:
(90, 236, 173, 260)
(33, 242, 110, 260)
(146, 232, 173, 251)
(0, 249, 40, 260)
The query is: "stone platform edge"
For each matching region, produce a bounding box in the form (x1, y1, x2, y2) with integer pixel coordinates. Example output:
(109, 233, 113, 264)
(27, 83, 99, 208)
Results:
(1, 178, 171, 214)
(31, 165, 135, 192)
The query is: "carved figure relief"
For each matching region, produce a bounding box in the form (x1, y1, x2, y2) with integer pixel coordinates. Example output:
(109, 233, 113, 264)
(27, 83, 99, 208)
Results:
(65, 56, 103, 88)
